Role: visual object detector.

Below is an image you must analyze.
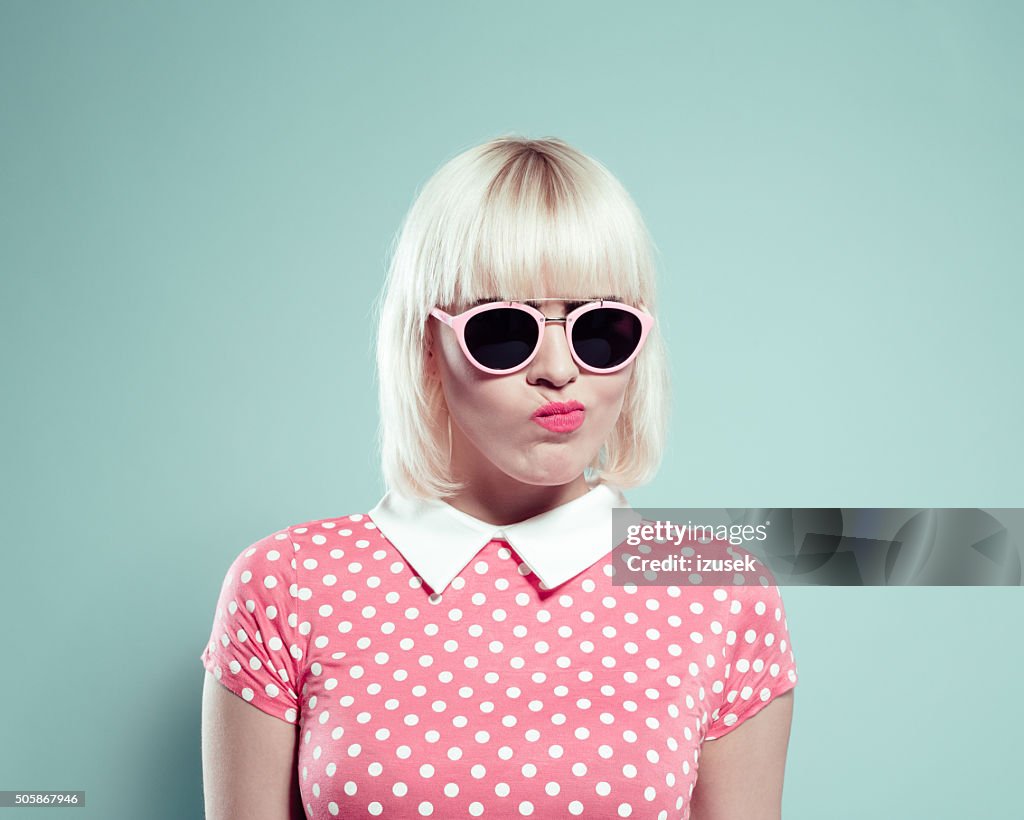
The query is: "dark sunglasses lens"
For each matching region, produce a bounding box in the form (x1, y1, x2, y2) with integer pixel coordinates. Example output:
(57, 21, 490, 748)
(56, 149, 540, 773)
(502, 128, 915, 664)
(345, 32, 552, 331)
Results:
(464, 308, 539, 370)
(572, 308, 642, 369)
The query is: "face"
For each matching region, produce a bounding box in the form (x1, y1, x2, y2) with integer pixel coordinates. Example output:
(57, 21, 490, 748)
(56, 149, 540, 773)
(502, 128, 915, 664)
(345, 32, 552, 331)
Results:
(426, 299, 635, 492)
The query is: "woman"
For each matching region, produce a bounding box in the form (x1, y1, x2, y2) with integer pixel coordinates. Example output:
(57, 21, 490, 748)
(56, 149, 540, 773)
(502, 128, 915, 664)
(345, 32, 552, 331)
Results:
(200, 136, 798, 819)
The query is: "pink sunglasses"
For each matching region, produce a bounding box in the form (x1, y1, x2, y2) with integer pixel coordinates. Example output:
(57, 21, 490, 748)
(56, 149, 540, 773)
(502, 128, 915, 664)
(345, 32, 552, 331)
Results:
(429, 298, 654, 375)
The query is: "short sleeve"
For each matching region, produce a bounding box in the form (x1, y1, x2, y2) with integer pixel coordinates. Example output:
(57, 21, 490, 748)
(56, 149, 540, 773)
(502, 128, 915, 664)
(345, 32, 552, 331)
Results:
(704, 582, 799, 741)
(199, 526, 306, 724)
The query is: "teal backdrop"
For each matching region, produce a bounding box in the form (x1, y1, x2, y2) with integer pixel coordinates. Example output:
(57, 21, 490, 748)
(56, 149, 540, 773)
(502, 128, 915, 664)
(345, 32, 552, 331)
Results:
(2, 2, 1021, 818)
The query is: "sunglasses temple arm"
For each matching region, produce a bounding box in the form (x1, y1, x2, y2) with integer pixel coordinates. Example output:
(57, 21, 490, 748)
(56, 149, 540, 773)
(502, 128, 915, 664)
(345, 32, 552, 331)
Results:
(429, 308, 454, 327)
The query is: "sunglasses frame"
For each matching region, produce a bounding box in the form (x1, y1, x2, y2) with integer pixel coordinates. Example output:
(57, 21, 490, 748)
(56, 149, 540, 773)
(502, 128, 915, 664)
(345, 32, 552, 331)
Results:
(429, 298, 654, 375)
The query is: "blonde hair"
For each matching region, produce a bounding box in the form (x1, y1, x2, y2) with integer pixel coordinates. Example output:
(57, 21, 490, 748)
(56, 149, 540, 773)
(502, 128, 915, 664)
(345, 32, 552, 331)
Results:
(373, 135, 671, 500)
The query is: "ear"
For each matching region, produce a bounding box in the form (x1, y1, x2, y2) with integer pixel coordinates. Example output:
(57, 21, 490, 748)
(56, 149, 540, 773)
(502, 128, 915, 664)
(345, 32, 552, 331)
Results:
(424, 330, 437, 375)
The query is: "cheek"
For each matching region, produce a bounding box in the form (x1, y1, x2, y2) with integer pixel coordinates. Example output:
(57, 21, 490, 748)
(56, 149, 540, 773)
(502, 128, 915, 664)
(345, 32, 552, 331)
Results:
(435, 332, 478, 389)
(436, 352, 517, 427)
(448, 383, 504, 425)
(589, 373, 632, 421)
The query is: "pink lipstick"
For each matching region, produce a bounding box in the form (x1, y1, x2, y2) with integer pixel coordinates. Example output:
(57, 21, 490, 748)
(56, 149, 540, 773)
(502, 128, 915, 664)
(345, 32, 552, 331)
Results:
(532, 400, 585, 433)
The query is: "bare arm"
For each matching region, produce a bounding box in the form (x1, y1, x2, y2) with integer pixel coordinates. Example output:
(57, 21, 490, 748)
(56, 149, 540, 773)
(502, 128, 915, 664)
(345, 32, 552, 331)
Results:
(201, 672, 305, 820)
(690, 690, 795, 820)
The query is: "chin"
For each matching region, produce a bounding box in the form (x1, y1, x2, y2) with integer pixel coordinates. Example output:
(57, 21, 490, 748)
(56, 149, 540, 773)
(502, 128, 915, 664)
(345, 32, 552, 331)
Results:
(513, 464, 587, 487)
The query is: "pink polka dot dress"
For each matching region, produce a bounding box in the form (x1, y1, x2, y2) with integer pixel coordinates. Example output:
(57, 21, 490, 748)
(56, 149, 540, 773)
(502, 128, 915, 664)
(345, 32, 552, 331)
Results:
(200, 483, 798, 819)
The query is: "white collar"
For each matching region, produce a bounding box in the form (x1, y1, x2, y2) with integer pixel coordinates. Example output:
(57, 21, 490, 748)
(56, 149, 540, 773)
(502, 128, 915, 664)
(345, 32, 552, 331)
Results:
(368, 483, 635, 593)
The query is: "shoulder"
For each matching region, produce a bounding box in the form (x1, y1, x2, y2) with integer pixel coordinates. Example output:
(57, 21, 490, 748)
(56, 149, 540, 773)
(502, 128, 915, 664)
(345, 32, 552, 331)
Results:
(718, 582, 790, 632)
(285, 511, 375, 536)
(700, 578, 788, 623)
(217, 512, 387, 593)
(219, 511, 374, 573)
(273, 512, 390, 573)
(284, 511, 381, 549)
(217, 525, 294, 580)
(706, 543, 789, 617)
(213, 512, 379, 603)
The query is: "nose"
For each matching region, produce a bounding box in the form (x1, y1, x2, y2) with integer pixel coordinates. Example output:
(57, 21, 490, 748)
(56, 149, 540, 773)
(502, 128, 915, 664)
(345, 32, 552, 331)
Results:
(525, 314, 578, 387)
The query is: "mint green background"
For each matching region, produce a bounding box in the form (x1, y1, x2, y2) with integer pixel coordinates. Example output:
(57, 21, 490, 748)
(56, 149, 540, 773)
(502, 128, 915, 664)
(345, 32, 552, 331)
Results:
(2, 2, 1021, 818)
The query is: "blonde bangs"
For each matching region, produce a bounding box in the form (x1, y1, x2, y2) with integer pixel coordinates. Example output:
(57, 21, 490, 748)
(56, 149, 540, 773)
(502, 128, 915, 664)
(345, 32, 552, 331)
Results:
(428, 142, 653, 312)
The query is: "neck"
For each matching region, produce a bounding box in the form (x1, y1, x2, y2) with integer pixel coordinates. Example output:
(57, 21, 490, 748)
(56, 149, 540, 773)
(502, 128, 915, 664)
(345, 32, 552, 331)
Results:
(442, 461, 593, 527)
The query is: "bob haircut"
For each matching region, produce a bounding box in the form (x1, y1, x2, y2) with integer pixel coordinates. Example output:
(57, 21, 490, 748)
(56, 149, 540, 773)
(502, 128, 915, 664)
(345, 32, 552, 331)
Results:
(373, 135, 670, 500)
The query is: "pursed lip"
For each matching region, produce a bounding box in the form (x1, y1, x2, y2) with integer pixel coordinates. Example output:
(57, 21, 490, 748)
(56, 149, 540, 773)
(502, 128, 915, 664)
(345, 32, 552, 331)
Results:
(532, 400, 586, 418)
